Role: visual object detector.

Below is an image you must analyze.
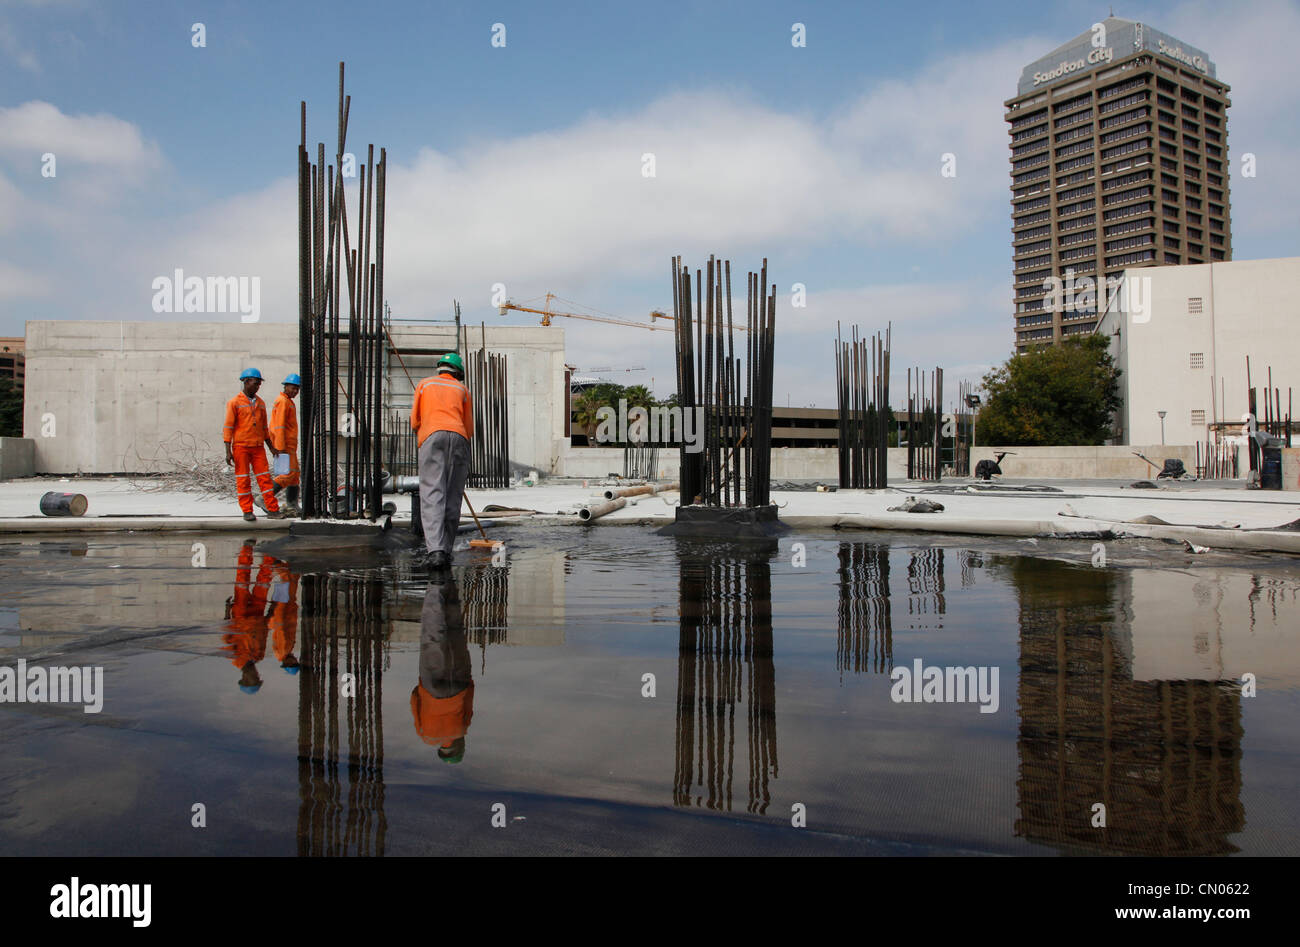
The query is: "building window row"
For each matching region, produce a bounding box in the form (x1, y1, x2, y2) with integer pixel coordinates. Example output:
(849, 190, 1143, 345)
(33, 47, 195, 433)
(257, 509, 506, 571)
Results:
(1056, 155, 1094, 174)
(1103, 184, 1152, 206)
(1014, 210, 1051, 227)
(1105, 233, 1153, 252)
(1018, 327, 1054, 341)
(1054, 107, 1093, 129)
(1013, 168, 1049, 187)
(1058, 183, 1095, 201)
(1015, 239, 1051, 255)
(1014, 224, 1051, 240)
(1060, 244, 1096, 262)
(1098, 75, 1149, 100)
(1012, 139, 1048, 157)
(1103, 200, 1152, 221)
(1015, 263, 1051, 280)
(1099, 106, 1150, 130)
(1104, 216, 1152, 237)
(1101, 155, 1151, 176)
(1055, 123, 1094, 144)
(1057, 198, 1096, 217)
(1100, 137, 1150, 160)
(1012, 153, 1050, 171)
(1055, 138, 1094, 158)
(1010, 109, 1048, 130)
(1105, 248, 1155, 266)
(1059, 213, 1096, 232)
(1098, 91, 1149, 114)
(1012, 196, 1050, 214)
(1060, 228, 1096, 247)
(1016, 313, 1053, 328)
(1012, 123, 1049, 142)
(1103, 169, 1153, 191)
(1053, 92, 1093, 114)
(1100, 122, 1149, 145)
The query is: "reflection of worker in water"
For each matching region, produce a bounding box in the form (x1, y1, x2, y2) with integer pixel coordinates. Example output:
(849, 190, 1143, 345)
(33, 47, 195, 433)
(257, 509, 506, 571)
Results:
(224, 541, 273, 693)
(410, 577, 474, 763)
(268, 559, 300, 675)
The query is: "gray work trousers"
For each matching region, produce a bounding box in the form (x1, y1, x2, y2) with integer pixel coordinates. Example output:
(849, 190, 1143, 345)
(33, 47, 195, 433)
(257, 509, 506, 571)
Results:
(418, 430, 470, 554)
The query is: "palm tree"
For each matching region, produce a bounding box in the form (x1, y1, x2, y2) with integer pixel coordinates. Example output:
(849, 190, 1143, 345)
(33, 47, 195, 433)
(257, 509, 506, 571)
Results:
(573, 391, 604, 444)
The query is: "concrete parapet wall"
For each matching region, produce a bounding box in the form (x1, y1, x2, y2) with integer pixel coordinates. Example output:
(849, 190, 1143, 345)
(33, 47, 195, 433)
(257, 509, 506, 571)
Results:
(972, 444, 1201, 480)
(0, 438, 34, 480)
(1283, 448, 1300, 491)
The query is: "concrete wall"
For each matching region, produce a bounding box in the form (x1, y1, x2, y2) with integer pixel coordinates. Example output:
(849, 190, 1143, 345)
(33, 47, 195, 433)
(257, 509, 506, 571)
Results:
(559, 446, 912, 481)
(972, 444, 1199, 479)
(23, 321, 567, 475)
(0, 437, 34, 480)
(1099, 257, 1300, 446)
(1283, 448, 1300, 491)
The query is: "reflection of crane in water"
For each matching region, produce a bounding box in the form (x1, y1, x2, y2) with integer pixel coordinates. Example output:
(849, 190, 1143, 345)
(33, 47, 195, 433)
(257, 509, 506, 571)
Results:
(673, 552, 778, 814)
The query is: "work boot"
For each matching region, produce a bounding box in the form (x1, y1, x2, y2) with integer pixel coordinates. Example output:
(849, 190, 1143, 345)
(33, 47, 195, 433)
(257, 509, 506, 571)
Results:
(244, 512, 257, 523)
(267, 510, 287, 520)
(426, 550, 449, 570)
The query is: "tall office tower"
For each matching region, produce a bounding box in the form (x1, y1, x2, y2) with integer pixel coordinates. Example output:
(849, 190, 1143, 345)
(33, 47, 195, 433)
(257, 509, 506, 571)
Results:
(1006, 17, 1231, 351)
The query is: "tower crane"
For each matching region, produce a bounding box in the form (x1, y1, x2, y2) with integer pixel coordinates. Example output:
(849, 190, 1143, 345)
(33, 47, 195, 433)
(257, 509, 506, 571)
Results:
(497, 293, 748, 332)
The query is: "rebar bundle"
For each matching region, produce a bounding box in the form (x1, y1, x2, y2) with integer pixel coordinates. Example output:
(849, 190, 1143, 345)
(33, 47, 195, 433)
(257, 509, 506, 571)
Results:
(623, 444, 658, 480)
(834, 323, 891, 489)
(952, 380, 974, 478)
(673, 553, 777, 814)
(298, 63, 389, 519)
(670, 255, 776, 507)
(296, 572, 388, 857)
(465, 331, 510, 489)
(906, 367, 944, 481)
(837, 543, 892, 676)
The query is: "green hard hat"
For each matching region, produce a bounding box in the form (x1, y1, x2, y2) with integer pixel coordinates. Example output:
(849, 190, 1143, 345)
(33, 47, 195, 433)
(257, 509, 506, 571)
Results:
(437, 352, 465, 374)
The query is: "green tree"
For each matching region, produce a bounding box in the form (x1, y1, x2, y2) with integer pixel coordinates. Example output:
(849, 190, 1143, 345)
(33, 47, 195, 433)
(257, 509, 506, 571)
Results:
(976, 335, 1120, 446)
(572, 391, 605, 443)
(0, 377, 21, 438)
(622, 384, 653, 408)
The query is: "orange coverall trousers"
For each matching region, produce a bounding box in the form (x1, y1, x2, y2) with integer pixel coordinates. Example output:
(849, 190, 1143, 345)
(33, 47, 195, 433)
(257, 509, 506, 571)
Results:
(232, 444, 280, 514)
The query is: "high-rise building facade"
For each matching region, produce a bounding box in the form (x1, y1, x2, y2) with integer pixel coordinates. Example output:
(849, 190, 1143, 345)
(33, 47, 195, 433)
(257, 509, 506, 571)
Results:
(1005, 17, 1231, 351)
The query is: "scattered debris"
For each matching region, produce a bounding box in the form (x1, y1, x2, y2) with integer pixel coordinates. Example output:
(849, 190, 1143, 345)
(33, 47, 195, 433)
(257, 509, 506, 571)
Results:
(1129, 480, 1158, 489)
(1182, 539, 1211, 554)
(887, 496, 945, 513)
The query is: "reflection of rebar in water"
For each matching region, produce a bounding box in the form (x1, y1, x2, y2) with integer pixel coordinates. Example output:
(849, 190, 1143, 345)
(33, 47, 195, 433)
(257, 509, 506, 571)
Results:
(960, 549, 982, 589)
(459, 563, 510, 673)
(836, 543, 892, 676)
(296, 573, 388, 856)
(1010, 562, 1244, 855)
(673, 556, 777, 814)
(906, 547, 946, 619)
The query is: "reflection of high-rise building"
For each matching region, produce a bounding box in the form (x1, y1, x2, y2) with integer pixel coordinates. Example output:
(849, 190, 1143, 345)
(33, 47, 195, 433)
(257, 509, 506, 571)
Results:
(905, 547, 945, 628)
(296, 573, 388, 857)
(673, 550, 778, 814)
(1006, 17, 1231, 350)
(1008, 559, 1244, 855)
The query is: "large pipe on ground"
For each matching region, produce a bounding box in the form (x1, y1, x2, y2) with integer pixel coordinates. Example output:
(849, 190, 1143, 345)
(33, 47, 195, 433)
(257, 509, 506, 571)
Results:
(602, 481, 680, 500)
(578, 498, 626, 522)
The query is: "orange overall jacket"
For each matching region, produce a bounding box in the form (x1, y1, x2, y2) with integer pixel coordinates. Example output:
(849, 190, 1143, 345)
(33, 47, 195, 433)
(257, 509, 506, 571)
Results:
(223, 394, 271, 447)
(411, 372, 474, 447)
(270, 394, 298, 452)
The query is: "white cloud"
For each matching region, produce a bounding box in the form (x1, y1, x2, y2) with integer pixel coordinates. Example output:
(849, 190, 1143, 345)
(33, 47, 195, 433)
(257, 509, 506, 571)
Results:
(0, 101, 162, 170)
(0, 21, 39, 72)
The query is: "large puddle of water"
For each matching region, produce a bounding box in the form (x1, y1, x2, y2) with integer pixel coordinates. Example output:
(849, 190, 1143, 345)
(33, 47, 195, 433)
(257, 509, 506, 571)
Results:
(1, 527, 1296, 856)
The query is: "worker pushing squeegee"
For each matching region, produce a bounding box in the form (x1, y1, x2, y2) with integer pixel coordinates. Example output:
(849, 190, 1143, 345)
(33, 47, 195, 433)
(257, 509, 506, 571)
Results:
(410, 352, 482, 569)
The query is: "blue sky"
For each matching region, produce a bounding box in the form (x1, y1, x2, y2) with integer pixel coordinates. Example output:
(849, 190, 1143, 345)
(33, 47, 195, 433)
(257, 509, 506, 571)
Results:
(2, 0, 1297, 408)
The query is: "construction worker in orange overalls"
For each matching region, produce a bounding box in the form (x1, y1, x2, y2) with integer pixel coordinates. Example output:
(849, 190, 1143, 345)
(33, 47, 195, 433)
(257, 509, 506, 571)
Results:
(270, 374, 301, 517)
(223, 368, 286, 523)
(223, 540, 273, 693)
(410, 353, 473, 570)
(410, 576, 473, 764)
(268, 558, 300, 675)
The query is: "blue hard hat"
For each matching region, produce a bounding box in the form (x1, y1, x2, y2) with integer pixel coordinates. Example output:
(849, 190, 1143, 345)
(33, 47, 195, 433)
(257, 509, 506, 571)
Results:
(240, 368, 264, 381)
(283, 665, 300, 675)
(284, 373, 302, 386)
(239, 683, 262, 694)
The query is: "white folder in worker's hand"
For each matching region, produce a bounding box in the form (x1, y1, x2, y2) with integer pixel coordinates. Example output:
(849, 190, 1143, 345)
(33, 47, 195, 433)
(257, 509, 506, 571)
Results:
(273, 453, 290, 477)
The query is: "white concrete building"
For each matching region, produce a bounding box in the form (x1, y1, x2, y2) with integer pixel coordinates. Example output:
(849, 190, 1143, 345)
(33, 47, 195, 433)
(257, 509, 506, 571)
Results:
(22, 321, 568, 475)
(1096, 256, 1300, 447)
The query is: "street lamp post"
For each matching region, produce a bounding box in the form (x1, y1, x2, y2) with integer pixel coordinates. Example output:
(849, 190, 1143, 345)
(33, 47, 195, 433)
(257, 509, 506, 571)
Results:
(1158, 410, 1167, 446)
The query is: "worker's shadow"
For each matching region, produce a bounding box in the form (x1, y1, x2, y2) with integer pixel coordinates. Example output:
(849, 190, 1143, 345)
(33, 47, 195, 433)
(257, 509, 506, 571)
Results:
(410, 576, 474, 765)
